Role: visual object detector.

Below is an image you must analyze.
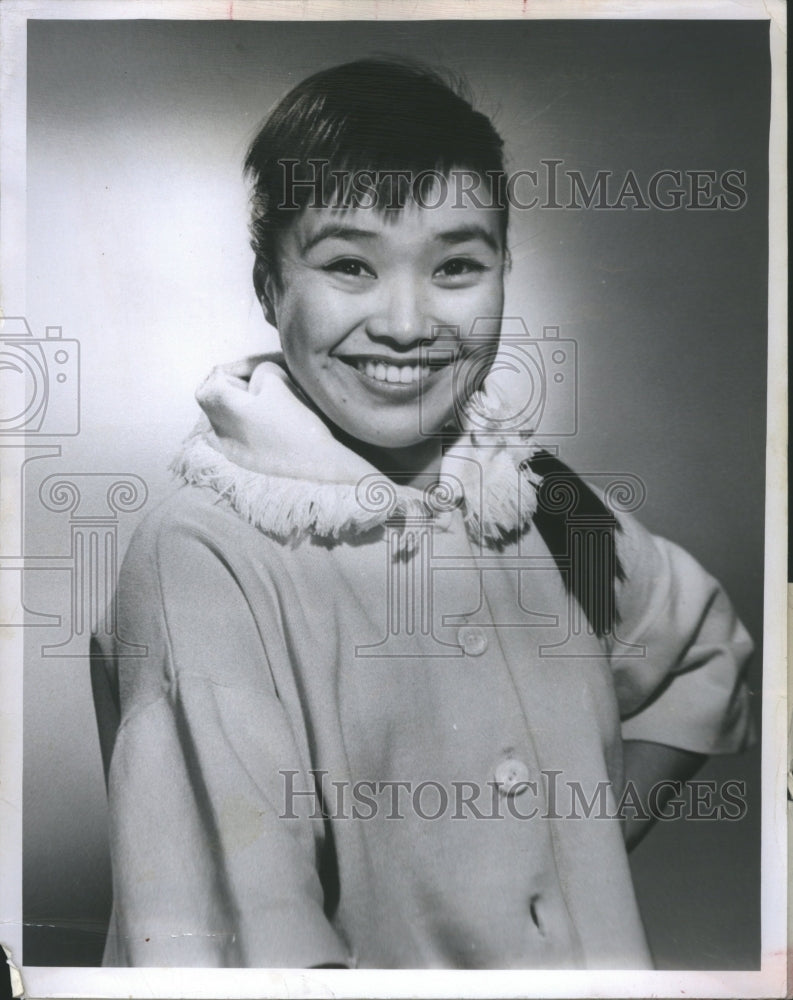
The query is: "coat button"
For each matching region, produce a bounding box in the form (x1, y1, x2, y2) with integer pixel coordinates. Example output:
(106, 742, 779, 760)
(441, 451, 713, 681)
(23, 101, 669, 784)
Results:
(494, 757, 531, 796)
(457, 625, 488, 656)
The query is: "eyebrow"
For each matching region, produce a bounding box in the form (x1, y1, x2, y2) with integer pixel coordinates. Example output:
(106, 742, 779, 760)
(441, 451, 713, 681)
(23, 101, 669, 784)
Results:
(301, 222, 501, 255)
(435, 225, 501, 254)
(300, 224, 378, 254)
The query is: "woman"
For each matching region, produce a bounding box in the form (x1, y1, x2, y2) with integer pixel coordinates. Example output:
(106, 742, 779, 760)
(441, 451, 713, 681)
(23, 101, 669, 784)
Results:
(91, 58, 754, 969)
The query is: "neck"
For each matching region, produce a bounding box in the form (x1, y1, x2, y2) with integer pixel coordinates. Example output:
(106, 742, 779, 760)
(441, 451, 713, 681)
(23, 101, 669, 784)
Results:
(330, 426, 449, 489)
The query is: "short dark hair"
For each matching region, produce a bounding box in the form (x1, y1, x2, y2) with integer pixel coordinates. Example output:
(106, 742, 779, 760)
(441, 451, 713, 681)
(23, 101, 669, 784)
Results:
(244, 57, 507, 300)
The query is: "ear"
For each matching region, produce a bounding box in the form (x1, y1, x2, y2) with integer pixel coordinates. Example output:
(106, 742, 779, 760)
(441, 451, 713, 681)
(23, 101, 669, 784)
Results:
(259, 272, 279, 329)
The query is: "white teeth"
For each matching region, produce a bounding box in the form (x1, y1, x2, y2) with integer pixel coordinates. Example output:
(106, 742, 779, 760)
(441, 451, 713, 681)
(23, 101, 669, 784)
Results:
(355, 360, 433, 385)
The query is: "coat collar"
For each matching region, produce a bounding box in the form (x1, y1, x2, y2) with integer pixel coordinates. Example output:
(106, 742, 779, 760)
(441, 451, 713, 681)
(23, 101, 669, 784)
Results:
(171, 354, 543, 548)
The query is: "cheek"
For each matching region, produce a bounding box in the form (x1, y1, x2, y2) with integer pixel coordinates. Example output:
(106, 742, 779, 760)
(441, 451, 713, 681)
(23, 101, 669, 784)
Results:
(475, 275, 505, 314)
(278, 281, 362, 361)
(441, 282, 505, 338)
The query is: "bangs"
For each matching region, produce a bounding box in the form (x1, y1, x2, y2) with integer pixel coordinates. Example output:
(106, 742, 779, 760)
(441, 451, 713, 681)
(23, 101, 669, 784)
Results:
(275, 155, 506, 217)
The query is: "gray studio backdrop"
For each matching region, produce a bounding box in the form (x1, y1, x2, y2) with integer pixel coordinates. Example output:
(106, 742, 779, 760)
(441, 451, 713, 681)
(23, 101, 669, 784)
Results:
(22, 18, 769, 968)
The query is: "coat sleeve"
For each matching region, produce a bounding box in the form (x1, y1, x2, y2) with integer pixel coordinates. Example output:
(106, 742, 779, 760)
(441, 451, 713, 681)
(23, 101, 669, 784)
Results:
(606, 510, 756, 755)
(92, 504, 351, 968)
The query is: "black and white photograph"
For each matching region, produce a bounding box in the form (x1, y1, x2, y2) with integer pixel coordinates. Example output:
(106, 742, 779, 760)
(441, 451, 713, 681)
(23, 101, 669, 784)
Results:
(0, 1, 786, 998)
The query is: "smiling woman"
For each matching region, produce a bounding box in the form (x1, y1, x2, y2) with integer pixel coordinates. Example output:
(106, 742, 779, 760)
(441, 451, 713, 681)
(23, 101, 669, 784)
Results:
(245, 59, 508, 473)
(89, 57, 756, 970)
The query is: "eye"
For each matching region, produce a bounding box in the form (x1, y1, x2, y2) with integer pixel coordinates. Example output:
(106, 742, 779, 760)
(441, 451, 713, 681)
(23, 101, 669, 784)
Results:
(323, 258, 376, 279)
(434, 257, 488, 282)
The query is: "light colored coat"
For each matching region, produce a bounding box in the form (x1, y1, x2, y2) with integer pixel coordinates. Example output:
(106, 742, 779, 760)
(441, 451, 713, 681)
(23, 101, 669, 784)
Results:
(92, 358, 754, 969)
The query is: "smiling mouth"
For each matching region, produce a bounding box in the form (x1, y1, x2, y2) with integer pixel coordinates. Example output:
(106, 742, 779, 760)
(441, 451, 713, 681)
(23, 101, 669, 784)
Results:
(341, 356, 452, 386)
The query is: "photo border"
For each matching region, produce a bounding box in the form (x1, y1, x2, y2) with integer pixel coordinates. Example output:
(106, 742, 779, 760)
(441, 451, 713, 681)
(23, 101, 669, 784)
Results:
(0, 1, 786, 997)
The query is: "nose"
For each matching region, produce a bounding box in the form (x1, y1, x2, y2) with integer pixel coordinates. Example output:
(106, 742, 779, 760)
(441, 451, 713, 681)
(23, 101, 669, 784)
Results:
(365, 274, 428, 346)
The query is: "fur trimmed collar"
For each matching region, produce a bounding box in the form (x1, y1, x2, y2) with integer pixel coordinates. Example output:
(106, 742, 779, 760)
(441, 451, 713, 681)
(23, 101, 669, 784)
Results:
(171, 354, 543, 548)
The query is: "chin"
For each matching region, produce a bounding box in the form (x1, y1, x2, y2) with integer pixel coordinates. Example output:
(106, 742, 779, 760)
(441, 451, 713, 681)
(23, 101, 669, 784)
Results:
(352, 428, 430, 452)
(339, 418, 444, 454)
